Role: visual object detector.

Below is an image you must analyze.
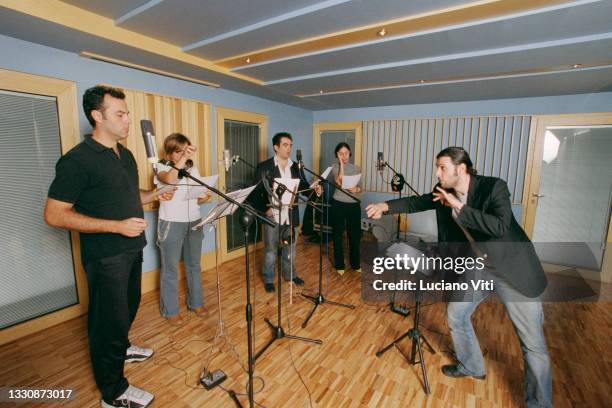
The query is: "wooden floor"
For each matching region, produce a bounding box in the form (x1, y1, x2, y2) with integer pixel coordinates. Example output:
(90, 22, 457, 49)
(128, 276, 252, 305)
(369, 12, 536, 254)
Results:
(1, 240, 610, 407)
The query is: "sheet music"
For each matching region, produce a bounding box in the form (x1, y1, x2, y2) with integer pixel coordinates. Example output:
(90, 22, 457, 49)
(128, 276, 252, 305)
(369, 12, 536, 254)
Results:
(341, 173, 361, 189)
(193, 184, 257, 228)
(182, 175, 219, 200)
(273, 178, 299, 225)
(310, 166, 333, 188)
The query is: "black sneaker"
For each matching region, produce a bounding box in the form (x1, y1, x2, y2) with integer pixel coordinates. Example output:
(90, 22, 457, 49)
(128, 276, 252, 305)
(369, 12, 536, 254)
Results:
(292, 277, 305, 286)
(264, 283, 275, 293)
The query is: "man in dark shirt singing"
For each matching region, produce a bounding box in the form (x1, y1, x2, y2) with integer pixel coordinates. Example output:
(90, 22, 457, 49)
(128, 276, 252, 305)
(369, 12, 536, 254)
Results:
(367, 147, 551, 408)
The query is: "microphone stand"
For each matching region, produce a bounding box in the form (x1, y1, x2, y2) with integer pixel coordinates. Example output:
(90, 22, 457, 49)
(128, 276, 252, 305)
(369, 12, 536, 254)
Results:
(255, 177, 322, 362)
(234, 155, 257, 170)
(379, 160, 419, 241)
(379, 160, 420, 317)
(299, 163, 358, 328)
(375, 279, 435, 394)
(161, 160, 274, 408)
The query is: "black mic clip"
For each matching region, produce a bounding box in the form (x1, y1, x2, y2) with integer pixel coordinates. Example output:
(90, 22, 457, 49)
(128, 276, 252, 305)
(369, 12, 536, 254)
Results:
(391, 173, 405, 192)
(275, 183, 287, 200)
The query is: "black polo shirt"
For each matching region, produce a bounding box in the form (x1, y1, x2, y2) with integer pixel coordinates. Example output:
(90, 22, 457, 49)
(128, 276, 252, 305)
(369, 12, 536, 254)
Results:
(48, 136, 146, 264)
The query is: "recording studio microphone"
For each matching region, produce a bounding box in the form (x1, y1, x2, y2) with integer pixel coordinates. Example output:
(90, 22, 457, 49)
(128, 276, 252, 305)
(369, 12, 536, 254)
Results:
(377, 152, 385, 172)
(296, 149, 303, 169)
(223, 149, 232, 172)
(140, 119, 158, 172)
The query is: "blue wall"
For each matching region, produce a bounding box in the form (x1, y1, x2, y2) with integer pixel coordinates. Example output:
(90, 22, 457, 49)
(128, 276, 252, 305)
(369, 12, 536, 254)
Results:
(3, 32, 612, 272)
(0, 34, 313, 272)
(314, 92, 612, 226)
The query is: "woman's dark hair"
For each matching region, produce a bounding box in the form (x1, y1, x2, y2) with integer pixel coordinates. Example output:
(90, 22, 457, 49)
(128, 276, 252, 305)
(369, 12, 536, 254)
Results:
(82, 85, 126, 127)
(436, 146, 477, 175)
(334, 142, 352, 158)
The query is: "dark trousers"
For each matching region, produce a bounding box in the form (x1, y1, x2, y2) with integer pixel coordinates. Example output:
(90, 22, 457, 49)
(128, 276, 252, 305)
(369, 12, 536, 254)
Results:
(84, 251, 143, 403)
(331, 200, 361, 269)
(301, 199, 315, 236)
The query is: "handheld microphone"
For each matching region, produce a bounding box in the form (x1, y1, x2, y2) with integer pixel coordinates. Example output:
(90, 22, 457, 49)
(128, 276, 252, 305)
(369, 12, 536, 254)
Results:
(377, 152, 385, 172)
(223, 149, 231, 172)
(140, 120, 158, 171)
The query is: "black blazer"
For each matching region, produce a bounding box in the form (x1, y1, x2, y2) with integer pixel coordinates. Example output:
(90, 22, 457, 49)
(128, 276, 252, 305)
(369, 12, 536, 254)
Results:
(386, 175, 547, 298)
(248, 157, 311, 227)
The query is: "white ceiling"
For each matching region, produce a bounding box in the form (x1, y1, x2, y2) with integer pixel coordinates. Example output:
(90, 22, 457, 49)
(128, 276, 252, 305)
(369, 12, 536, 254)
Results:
(1, 0, 611, 110)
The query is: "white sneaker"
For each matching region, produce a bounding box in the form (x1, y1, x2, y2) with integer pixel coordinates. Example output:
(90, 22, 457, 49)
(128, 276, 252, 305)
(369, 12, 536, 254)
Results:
(100, 385, 154, 408)
(126, 345, 154, 363)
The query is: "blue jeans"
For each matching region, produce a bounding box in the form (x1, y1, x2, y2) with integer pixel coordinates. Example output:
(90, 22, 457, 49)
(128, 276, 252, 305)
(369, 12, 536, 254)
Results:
(157, 220, 204, 317)
(263, 220, 299, 284)
(447, 271, 552, 408)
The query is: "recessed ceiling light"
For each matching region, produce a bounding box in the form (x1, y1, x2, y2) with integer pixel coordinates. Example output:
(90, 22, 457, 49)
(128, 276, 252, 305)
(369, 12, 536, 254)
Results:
(377, 28, 387, 37)
(245, 57, 251, 64)
(572, 63, 582, 69)
(419, 80, 426, 83)
(319, 89, 324, 94)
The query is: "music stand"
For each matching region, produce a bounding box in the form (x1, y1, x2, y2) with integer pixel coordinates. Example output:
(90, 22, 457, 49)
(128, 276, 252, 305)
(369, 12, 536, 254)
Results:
(197, 184, 259, 407)
(298, 164, 359, 328)
(374, 241, 436, 394)
(255, 178, 322, 362)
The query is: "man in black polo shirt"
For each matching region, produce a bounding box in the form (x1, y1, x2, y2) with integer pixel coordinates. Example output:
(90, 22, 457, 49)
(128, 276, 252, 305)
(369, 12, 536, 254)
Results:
(45, 85, 174, 408)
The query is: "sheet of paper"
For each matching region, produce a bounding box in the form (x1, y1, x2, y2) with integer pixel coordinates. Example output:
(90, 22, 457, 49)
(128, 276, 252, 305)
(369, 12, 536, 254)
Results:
(273, 178, 300, 225)
(182, 175, 219, 200)
(310, 166, 333, 188)
(155, 184, 176, 197)
(194, 184, 257, 228)
(341, 173, 361, 189)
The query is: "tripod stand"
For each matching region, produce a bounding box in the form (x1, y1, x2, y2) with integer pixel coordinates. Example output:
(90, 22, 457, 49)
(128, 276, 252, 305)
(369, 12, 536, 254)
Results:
(160, 162, 273, 408)
(301, 181, 355, 328)
(255, 179, 322, 361)
(378, 154, 421, 317)
(375, 286, 435, 394)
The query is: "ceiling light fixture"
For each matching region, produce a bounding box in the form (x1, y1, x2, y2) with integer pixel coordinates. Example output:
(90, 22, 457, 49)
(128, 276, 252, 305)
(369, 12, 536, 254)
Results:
(245, 57, 251, 64)
(572, 63, 582, 69)
(80, 51, 221, 88)
(377, 28, 387, 37)
(319, 90, 324, 94)
(419, 79, 426, 83)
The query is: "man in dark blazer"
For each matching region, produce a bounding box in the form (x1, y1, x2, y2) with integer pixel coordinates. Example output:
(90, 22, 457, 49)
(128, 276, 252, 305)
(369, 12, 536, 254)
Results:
(250, 132, 312, 293)
(366, 147, 552, 408)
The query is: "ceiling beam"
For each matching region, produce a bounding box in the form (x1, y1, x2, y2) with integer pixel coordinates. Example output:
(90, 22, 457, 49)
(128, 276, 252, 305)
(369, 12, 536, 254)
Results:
(182, 0, 353, 52)
(0, 0, 262, 85)
(218, 0, 596, 69)
(232, 0, 600, 72)
(298, 63, 612, 97)
(115, 0, 165, 26)
(264, 32, 612, 85)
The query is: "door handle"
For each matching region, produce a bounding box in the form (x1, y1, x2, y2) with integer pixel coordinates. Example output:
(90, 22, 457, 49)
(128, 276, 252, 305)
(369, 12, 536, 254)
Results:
(532, 193, 545, 198)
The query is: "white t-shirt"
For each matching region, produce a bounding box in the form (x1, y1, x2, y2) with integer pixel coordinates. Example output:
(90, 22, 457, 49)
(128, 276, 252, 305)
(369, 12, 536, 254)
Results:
(156, 164, 203, 222)
(272, 156, 294, 225)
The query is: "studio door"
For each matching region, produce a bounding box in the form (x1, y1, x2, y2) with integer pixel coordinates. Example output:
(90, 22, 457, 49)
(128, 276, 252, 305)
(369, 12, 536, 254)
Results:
(523, 113, 612, 282)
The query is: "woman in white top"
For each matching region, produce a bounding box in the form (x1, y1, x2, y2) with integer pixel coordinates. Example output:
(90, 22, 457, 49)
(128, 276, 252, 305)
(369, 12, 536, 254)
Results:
(157, 133, 211, 325)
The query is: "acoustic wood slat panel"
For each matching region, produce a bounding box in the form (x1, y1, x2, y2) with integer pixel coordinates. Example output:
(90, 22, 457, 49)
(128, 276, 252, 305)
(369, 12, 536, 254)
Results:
(122, 89, 211, 193)
(362, 115, 532, 203)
